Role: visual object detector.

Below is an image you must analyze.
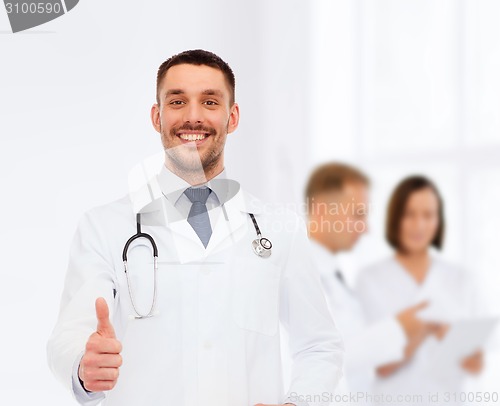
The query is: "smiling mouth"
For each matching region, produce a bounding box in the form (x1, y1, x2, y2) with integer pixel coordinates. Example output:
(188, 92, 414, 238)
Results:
(177, 132, 210, 141)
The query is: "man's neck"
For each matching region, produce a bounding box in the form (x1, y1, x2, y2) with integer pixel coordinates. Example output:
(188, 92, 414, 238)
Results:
(165, 161, 224, 186)
(308, 231, 340, 255)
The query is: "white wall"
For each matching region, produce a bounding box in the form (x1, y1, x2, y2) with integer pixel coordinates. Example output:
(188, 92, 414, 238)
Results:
(309, 0, 500, 301)
(309, 0, 500, 392)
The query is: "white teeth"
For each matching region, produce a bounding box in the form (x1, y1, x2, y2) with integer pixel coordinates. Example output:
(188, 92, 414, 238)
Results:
(179, 133, 207, 141)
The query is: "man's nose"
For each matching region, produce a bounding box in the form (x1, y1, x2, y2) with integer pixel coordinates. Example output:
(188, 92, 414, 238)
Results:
(183, 103, 204, 124)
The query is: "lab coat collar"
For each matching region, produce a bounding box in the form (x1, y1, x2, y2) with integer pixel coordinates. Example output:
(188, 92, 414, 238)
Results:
(309, 239, 356, 297)
(157, 165, 233, 208)
(138, 164, 264, 216)
(135, 164, 264, 260)
(309, 238, 340, 277)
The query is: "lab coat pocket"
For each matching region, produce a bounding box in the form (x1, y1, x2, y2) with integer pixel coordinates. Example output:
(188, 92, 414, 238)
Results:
(231, 256, 281, 336)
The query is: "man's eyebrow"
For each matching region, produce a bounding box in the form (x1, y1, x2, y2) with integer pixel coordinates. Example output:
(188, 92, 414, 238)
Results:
(165, 89, 184, 97)
(164, 89, 224, 98)
(201, 89, 224, 97)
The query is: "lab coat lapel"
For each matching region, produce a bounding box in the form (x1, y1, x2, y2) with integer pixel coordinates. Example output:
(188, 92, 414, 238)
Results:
(138, 182, 264, 260)
(205, 193, 244, 253)
(205, 187, 264, 254)
(138, 190, 207, 260)
(160, 194, 207, 259)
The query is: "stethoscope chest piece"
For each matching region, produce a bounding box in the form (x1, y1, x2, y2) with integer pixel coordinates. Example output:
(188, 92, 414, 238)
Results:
(252, 237, 272, 258)
(249, 213, 272, 258)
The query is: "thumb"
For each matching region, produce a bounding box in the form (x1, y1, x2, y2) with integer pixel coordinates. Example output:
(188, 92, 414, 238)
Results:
(95, 297, 116, 338)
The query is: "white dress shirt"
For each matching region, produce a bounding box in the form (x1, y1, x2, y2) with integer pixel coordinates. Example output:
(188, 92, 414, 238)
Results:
(48, 165, 344, 406)
(159, 165, 229, 228)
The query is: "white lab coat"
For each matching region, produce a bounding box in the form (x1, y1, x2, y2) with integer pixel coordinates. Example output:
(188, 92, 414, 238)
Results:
(356, 255, 475, 405)
(309, 240, 406, 403)
(47, 166, 343, 406)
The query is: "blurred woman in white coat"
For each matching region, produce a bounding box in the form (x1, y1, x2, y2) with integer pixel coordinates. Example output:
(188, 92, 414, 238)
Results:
(357, 175, 483, 405)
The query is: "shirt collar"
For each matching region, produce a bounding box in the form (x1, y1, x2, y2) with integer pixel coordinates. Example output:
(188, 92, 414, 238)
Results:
(157, 164, 234, 207)
(308, 238, 340, 276)
(135, 162, 264, 219)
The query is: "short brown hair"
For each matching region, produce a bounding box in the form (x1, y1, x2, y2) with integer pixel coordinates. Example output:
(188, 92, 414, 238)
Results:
(156, 49, 236, 105)
(386, 175, 445, 251)
(305, 162, 370, 205)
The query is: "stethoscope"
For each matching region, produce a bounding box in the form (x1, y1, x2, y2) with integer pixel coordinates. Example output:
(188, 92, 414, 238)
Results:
(122, 212, 272, 319)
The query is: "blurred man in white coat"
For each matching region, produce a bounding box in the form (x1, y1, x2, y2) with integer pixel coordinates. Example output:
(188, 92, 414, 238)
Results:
(305, 163, 428, 403)
(47, 50, 343, 406)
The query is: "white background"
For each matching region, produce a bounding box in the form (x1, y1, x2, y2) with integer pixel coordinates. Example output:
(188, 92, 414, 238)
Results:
(0, 0, 499, 404)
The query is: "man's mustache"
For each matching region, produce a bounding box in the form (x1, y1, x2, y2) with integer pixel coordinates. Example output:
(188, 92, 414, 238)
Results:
(171, 124, 217, 136)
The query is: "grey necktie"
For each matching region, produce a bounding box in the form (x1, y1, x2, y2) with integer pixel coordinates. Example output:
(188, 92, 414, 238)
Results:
(335, 269, 353, 294)
(184, 186, 213, 248)
(335, 269, 345, 285)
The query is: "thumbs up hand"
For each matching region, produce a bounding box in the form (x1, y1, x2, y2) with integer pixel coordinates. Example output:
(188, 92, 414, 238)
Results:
(78, 297, 123, 392)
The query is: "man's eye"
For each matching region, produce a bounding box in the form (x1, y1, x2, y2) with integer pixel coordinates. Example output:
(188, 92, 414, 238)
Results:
(169, 100, 185, 105)
(204, 100, 218, 106)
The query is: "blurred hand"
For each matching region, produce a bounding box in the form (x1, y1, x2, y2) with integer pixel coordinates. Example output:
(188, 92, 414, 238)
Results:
(461, 350, 483, 375)
(397, 301, 444, 360)
(397, 301, 429, 342)
(78, 297, 123, 392)
(428, 322, 450, 341)
(378, 302, 438, 378)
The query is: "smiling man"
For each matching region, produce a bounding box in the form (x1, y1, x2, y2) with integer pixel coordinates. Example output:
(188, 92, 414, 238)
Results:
(47, 49, 343, 406)
(152, 58, 238, 186)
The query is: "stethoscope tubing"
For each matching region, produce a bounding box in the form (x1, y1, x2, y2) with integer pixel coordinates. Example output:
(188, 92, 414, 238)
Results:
(123, 211, 271, 319)
(122, 214, 158, 319)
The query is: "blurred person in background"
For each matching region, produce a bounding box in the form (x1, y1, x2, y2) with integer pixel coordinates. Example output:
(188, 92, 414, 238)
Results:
(357, 175, 483, 405)
(305, 163, 429, 403)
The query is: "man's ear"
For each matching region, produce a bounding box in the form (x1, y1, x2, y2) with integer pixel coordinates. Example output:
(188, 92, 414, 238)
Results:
(227, 103, 240, 134)
(151, 103, 161, 133)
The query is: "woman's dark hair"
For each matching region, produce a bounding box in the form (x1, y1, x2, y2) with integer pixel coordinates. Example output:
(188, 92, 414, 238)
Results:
(386, 175, 445, 251)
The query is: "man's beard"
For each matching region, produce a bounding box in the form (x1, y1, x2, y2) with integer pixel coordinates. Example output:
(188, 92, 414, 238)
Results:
(161, 123, 225, 176)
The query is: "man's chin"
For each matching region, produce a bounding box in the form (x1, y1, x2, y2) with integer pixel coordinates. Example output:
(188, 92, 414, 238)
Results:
(166, 153, 218, 173)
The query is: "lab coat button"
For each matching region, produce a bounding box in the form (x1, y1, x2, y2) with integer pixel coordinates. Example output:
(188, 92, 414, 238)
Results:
(202, 268, 211, 275)
(203, 340, 213, 350)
